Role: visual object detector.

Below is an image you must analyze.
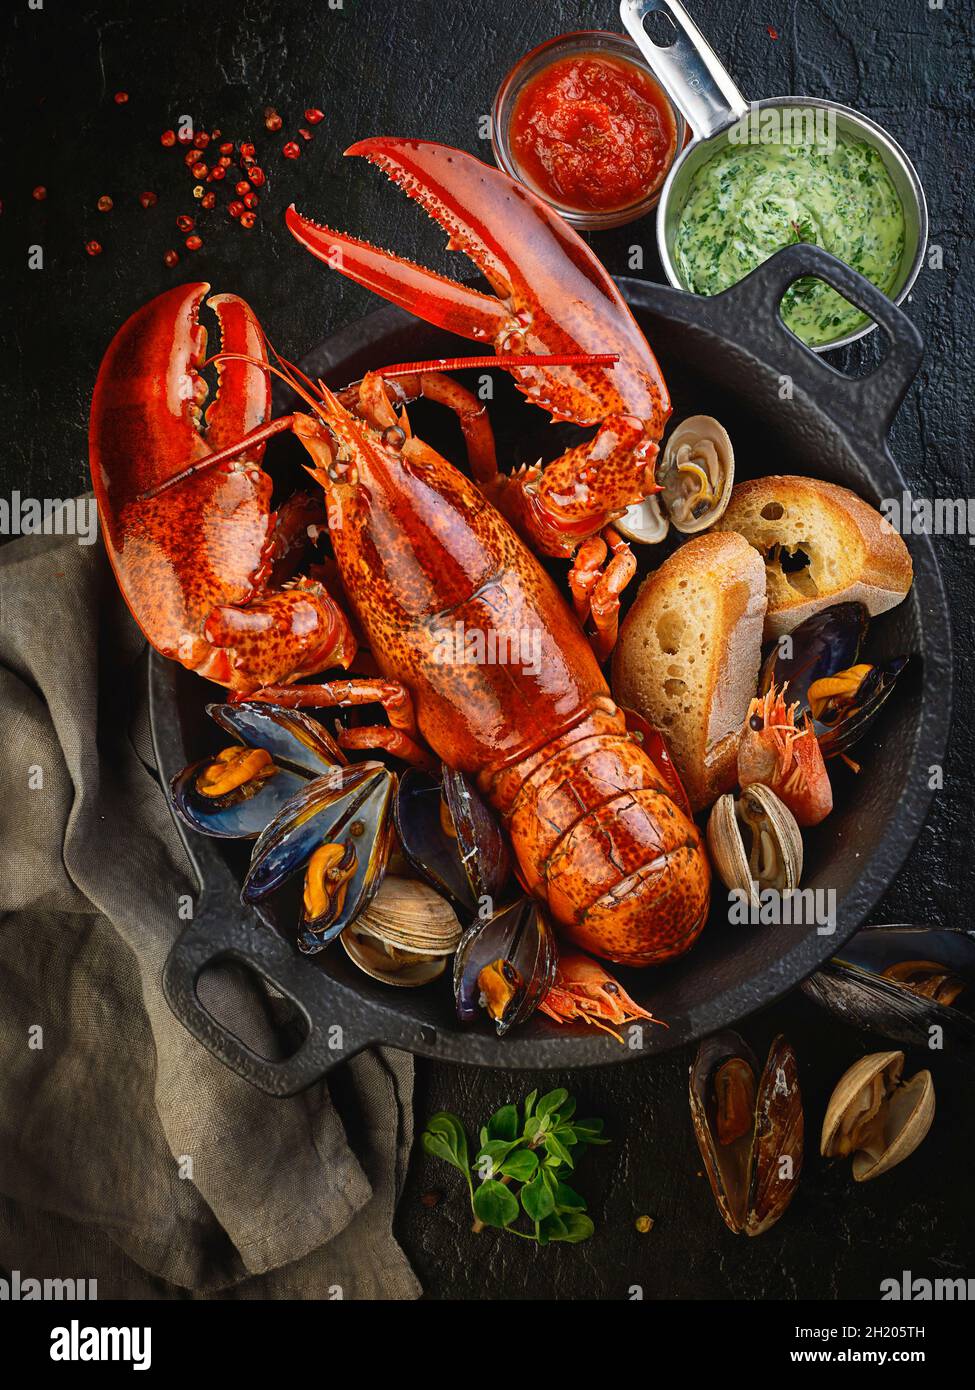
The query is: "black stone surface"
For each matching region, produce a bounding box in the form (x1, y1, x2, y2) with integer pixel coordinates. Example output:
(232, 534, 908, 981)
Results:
(5, 0, 974, 1299)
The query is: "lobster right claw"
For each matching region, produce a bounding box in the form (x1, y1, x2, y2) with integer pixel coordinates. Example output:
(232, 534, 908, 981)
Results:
(287, 139, 671, 551)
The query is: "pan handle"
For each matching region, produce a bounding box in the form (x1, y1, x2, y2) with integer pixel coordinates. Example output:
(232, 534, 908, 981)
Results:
(705, 243, 923, 443)
(162, 897, 373, 1097)
(620, 0, 749, 138)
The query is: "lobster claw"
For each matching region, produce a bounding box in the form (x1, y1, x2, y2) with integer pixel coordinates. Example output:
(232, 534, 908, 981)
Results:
(90, 282, 271, 515)
(89, 283, 275, 672)
(286, 138, 669, 435)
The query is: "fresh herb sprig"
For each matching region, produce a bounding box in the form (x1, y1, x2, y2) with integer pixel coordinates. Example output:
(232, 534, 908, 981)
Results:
(422, 1089, 608, 1245)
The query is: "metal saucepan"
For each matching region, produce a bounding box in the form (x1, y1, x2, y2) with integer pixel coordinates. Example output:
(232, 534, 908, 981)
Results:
(620, 0, 928, 350)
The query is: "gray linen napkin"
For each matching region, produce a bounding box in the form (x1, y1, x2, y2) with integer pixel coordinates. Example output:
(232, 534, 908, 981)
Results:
(0, 525, 420, 1300)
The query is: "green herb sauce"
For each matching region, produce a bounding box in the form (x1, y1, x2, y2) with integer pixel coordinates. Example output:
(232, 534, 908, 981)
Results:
(673, 133, 905, 346)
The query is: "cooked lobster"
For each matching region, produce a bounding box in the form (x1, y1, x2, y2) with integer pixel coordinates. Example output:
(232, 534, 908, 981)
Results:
(89, 139, 709, 971)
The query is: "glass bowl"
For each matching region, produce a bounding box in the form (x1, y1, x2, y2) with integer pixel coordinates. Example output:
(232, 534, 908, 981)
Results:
(491, 29, 686, 231)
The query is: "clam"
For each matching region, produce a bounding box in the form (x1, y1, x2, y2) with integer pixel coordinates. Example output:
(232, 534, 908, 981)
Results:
(242, 761, 397, 953)
(341, 875, 462, 987)
(453, 898, 557, 1034)
(394, 766, 513, 915)
(657, 415, 735, 534)
(821, 1051, 934, 1181)
(615, 493, 670, 545)
(707, 784, 803, 908)
(759, 604, 908, 757)
(170, 702, 346, 840)
(690, 1031, 803, 1236)
(802, 925, 975, 1056)
(614, 416, 735, 544)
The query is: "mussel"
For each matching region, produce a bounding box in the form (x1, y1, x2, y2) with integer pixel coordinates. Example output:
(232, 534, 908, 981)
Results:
(242, 761, 397, 953)
(690, 1032, 803, 1236)
(453, 898, 557, 1035)
(707, 783, 803, 907)
(759, 604, 908, 756)
(170, 702, 346, 839)
(394, 766, 512, 915)
(821, 1051, 934, 1181)
(341, 875, 462, 987)
(802, 925, 975, 1057)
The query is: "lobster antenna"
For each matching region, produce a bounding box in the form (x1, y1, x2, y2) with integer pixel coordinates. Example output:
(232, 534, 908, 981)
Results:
(374, 352, 619, 377)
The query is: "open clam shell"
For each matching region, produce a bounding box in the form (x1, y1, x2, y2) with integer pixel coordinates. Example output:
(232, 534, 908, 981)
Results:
(341, 875, 462, 988)
(453, 898, 557, 1035)
(707, 784, 803, 909)
(170, 702, 347, 840)
(690, 1031, 803, 1236)
(615, 493, 669, 545)
(802, 925, 975, 1056)
(657, 415, 734, 534)
(242, 762, 396, 953)
(821, 1050, 935, 1182)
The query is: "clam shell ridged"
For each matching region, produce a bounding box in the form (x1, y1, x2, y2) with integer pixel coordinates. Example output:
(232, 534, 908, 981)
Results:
(341, 877, 462, 989)
(820, 1050, 935, 1181)
(707, 784, 803, 906)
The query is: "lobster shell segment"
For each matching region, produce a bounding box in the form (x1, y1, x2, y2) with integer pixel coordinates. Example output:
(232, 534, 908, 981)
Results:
(287, 138, 669, 434)
(89, 283, 273, 671)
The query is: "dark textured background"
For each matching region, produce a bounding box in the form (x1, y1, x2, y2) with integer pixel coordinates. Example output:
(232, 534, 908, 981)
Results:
(5, 0, 974, 1299)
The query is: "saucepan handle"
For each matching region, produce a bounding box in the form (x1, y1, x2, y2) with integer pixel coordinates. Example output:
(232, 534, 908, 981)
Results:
(162, 897, 377, 1096)
(619, 0, 749, 138)
(701, 242, 924, 444)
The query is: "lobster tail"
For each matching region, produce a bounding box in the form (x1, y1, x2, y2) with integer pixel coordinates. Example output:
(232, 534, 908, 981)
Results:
(499, 707, 710, 967)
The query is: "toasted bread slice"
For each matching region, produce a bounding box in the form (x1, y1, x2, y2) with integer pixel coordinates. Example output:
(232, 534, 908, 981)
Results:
(612, 532, 767, 811)
(715, 475, 912, 637)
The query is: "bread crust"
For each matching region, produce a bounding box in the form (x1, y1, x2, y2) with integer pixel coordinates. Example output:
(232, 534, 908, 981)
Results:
(716, 475, 912, 637)
(612, 532, 767, 811)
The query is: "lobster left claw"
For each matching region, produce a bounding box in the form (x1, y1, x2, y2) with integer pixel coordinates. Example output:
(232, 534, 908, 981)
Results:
(286, 138, 670, 555)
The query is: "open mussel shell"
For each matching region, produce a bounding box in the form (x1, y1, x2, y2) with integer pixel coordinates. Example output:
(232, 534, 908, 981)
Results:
(802, 925, 975, 1057)
(453, 898, 557, 1035)
(242, 761, 396, 953)
(758, 605, 907, 755)
(341, 876, 462, 988)
(394, 769, 476, 914)
(657, 415, 734, 534)
(760, 603, 867, 707)
(821, 1050, 935, 1182)
(170, 703, 348, 840)
(394, 767, 514, 915)
(615, 493, 669, 545)
(441, 767, 512, 905)
(170, 752, 309, 840)
(815, 658, 908, 756)
(689, 1031, 803, 1236)
(208, 702, 347, 774)
(707, 784, 802, 908)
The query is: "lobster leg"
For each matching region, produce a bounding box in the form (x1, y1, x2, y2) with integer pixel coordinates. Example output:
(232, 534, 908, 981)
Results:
(242, 677, 436, 769)
(286, 139, 671, 559)
(567, 528, 636, 662)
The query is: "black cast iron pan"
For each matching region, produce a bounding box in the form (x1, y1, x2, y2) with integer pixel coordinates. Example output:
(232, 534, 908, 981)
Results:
(156, 243, 951, 1096)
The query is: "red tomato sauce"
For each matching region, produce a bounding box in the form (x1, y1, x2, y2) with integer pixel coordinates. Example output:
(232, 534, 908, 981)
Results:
(509, 53, 677, 213)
